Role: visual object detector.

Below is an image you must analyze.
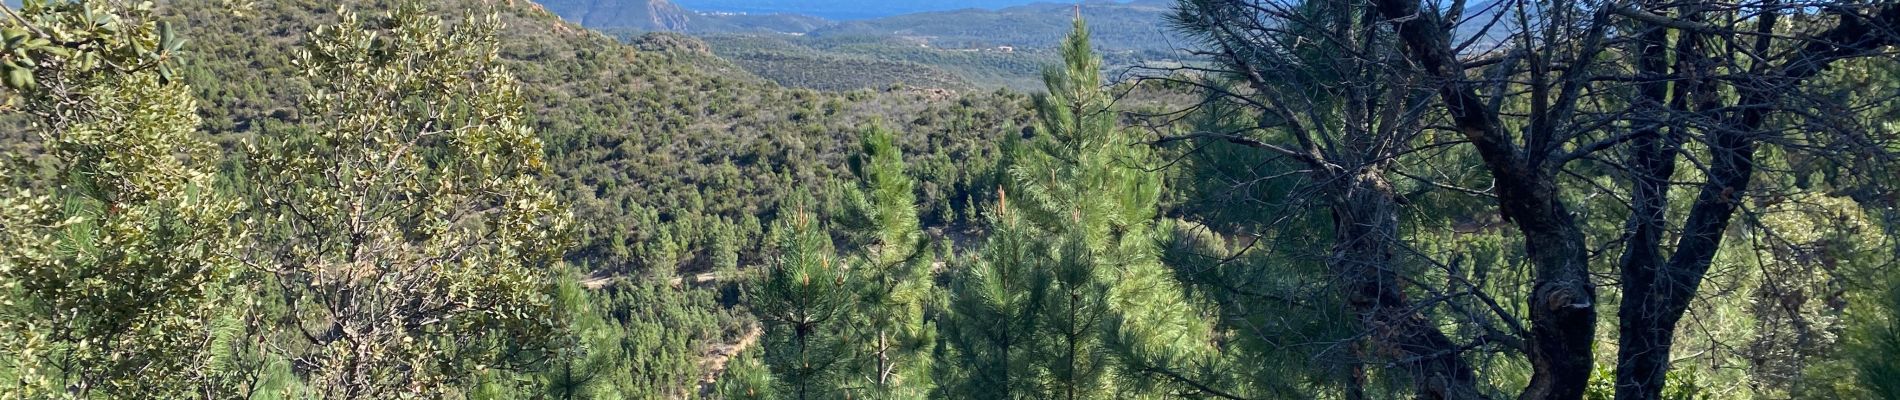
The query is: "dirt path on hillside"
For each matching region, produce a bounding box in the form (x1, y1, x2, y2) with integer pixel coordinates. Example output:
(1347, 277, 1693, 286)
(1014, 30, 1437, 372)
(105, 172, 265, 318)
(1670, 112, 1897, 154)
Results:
(695, 324, 764, 397)
(580, 274, 615, 289)
(580, 272, 726, 290)
(669, 272, 724, 287)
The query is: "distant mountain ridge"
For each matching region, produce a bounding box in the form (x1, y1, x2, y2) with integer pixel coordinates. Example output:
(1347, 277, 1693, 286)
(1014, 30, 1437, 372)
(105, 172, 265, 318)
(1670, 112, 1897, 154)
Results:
(536, 0, 1171, 39)
(672, 0, 1155, 20)
(532, 0, 695, 30)
(808, 1, 1178, 51)
(535, 0, 1185, 91)
(535, 0, 1159, 22)
(532, 0, 1508, 92)
(586, 0, 1185, 91)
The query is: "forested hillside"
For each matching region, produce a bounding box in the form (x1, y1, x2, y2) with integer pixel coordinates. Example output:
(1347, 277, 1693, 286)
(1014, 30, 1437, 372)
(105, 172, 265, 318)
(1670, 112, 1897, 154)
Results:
(164, 0, 1029, 277)
(681, 26, 1177, 91)
(4, 0, 1900, 399)
(688, 34, 983, 91)
(3, 0, 1029, 397)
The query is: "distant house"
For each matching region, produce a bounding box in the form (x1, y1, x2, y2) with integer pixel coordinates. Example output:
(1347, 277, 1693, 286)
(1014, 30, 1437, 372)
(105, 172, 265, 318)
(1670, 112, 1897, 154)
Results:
(997, 45, 1015, 53)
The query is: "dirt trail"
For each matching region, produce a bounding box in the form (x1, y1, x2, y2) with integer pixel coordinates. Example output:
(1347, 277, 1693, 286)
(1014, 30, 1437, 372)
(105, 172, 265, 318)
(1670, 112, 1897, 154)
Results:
(669, 272, 724, 287)
(696, 324, 764, 397)
(580, 274, 616, 289)
(578, 272, 749, 397)
(579, 272, 724, 290)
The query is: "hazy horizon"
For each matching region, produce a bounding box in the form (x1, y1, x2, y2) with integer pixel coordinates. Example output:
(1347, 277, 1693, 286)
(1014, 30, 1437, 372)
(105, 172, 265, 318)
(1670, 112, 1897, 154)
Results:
(672, 0, 1139, 20)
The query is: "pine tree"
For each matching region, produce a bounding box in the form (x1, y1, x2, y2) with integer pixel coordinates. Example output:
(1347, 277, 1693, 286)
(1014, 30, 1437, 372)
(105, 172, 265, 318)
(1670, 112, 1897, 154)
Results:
(717, 348, 779, 400)
(1848, 271, 1900, 399)
(939, 187, 1053, 399)
(832, 124, 937, 398)
(240, 3, 573, 397)
(707, 216, 744, 272)
(538, 267, 624, 399)
(939, 17, 1217, 399)
(751, 193, 853, 400)
(0, 1, 243, 397)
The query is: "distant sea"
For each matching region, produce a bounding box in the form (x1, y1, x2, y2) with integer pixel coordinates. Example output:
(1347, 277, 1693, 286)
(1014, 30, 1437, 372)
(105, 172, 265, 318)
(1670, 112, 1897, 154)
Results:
(671, 0, 1129, 20)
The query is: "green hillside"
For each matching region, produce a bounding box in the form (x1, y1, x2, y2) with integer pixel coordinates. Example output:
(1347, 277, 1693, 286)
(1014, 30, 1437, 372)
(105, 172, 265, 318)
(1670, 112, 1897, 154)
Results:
(164, 0, 1027, 277)
(700, 32, 1190, 91)
(0, 0, 1026, 394)
(687, 34, 978, 91)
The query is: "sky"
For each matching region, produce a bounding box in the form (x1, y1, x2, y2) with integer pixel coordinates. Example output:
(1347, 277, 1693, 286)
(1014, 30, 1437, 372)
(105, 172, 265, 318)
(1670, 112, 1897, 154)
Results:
(671, 0, 1114, 20)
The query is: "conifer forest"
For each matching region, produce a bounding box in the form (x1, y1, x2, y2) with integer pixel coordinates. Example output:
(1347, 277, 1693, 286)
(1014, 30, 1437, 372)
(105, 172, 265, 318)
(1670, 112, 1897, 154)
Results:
(4, 0, 1900, 399)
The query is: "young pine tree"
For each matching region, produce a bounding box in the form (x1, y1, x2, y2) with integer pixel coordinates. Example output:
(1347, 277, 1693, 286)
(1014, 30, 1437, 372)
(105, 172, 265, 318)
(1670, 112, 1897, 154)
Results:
(718, 347, 779, 400)
(941, 17, 1215, 399)
(751, 193, 853, 400)
(537, 267, 626, 399)
(0, 1, 244, 397)
(832, 125, 937, 398)
(241, 3, 573, 397)
(939, 188, 1055, 399)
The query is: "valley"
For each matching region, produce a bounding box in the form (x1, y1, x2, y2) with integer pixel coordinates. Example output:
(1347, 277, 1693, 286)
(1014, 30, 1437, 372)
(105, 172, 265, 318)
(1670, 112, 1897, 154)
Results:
(541, 0, 1190, 91)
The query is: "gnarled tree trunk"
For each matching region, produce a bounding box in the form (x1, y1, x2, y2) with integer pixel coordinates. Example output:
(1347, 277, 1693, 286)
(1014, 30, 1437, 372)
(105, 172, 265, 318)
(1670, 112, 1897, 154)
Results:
(1330, 169, 1485, 400)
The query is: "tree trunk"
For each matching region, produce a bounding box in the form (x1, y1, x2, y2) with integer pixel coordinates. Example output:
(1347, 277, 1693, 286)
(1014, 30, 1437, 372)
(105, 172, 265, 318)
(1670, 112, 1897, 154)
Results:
(877, 331, 892, 387)
(1614, 6, 1900, 399)
(1612, 6, 1689, 397)
(1507, 183, 1597, 400)
(1368, 0, 1599, 397)
(1330, 170, 1484, 400)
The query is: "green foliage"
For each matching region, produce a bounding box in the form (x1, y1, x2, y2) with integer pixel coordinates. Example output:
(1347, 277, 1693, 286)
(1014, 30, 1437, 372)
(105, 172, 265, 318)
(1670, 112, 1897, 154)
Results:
(158, 0, 1028, 281)
(238, 3, 573, 396)
(1150, 78, 1361, 398)
(751, 195, 855, 400)
(937, 197, 1054, 399)
(523, 269, 737, 399)
(937, 19, 1216, 399)
(8, 0, 1900, 399)
(535, 269, 622, 399)
(830, 124, 939, 398)
(718, 347, 779, 400)
(613, 277, 739, 398)
(0, 1, 242, 397)
(1847, 276, 1900, 399)
(134, 1, 1028, 396)
(0, 0, 186, 93)
(1585, 366, 1712, 400)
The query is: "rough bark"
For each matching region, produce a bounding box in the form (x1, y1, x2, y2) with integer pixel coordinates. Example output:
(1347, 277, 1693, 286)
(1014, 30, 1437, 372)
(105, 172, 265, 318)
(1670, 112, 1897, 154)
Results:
(1331, 170, 1485, 400)
(1368, 0, 1599, 398)
(1170, 2, 1498, 397)
(1613, 5, 1900, 399)
(1611, 4, 1690, 397)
